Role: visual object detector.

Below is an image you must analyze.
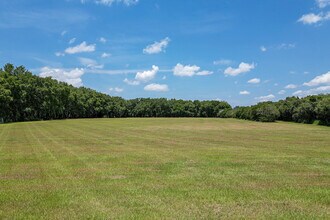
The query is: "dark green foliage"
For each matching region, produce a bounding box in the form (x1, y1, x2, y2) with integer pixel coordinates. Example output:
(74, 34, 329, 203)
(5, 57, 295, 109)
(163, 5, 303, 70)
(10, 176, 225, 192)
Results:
(0, 64, 231, 123)
(292, 102, 315, 124)
(0, 64, 329, 125)
(315, 96, 330, 126)
(251, 103, 280, 122)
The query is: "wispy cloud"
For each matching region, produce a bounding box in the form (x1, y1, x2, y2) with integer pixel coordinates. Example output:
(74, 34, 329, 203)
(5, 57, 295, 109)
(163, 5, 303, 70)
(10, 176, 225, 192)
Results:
(213, 59, 232, 66)
(303, 71, 330, 86)
(109, 87, 124, 93)
(316, 0, 330, 8)
(293, 86, 330, 97)
(78, 57, 103, 69)
(82, 0, 139, 6)
(0, 9, 90, 32)
(285, 84, 298, 89)
(69, 38, 76, 44)
(240, 91, 250, 95)
(248, 78, 261, 84)
(65, 42, 96, 54)
(144, 83, 169, 92)
(255, 94, 275, 102)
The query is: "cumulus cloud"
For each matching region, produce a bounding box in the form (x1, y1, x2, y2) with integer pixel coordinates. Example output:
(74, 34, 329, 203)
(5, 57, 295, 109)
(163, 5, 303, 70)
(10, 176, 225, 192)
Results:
(240, 91, 250, 95)
(78, 57, 103, 69)
(303, 71, 330, 86)
(248, 78, 261, 84)
(213, 59, 232, 66)
(255, 94, 275, 102)
(144, 83, 169, 92)
(39, 67, 84, 87)
(65, 42, 96, 54)
(135, 65, 159, 82)
(224, 62, 255, 76)
(260, 46, 267, 52)
(143, 37, 170, 54)
(123, 78, 140, 85)
(316, 0, 330, 8)
(285, 84, 298, 89)
(173, 63, 213, 77)
(293, 86, 330, 97)
(278, 90, 286, 95)
(109, 87, 124, 93)
(298, 13, 330, 25)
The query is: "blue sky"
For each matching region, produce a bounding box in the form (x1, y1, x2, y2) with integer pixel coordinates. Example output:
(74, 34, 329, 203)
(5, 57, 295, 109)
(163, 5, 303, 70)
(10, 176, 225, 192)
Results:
(0, 0, 330, 106)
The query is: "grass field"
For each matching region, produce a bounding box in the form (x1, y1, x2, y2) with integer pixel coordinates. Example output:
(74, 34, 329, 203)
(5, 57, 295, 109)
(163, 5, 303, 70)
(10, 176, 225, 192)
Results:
(0, 118, 329, 219)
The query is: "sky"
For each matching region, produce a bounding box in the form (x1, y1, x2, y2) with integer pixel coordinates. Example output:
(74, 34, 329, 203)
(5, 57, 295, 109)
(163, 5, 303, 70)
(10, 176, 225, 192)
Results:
(0, 0, 330, 106)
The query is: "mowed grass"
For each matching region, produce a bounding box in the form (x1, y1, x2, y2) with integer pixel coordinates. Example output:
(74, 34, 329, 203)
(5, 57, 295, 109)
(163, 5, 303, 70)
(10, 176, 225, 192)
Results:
(0, 118, 329, 219)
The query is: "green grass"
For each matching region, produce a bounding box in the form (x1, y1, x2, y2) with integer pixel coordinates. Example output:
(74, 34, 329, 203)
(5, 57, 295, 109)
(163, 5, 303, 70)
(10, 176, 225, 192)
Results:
(0, 118, 329, 219)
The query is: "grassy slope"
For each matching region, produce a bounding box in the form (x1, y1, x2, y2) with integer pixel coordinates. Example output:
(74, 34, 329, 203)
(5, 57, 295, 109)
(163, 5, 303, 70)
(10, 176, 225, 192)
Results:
(0, 118, 329, 219)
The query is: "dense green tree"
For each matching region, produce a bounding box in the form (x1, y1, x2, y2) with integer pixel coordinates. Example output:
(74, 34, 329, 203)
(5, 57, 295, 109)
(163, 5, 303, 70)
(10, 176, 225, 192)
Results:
(292, 102, 315, 124)
(251, 103, 280, 122)
(0, 64, 329, 125)
(315, 97, 330, 126)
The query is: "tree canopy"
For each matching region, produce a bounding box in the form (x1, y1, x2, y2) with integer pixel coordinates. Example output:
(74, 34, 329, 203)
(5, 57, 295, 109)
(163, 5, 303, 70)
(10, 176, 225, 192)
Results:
(0, 64, 329, 126)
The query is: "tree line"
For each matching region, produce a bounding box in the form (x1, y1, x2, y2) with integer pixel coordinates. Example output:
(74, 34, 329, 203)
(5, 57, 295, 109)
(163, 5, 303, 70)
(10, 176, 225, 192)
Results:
(220, 95, 329, 125)
(0, 64, 329, 125)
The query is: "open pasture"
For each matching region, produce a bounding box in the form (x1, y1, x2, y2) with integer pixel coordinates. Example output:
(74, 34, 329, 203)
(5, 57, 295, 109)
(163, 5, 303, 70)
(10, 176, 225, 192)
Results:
(0, 118, 329, 219)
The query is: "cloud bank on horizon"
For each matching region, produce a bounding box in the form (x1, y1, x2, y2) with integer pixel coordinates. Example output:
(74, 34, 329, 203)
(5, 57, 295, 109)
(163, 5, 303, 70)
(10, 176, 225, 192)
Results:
(0, 0, 329, 106)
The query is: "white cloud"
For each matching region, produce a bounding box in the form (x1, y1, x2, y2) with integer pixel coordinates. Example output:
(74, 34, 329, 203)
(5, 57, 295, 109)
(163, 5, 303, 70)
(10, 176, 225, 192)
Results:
(65, 42, 96, 54)
(316, 0, 330, 8)
(39, 67, 84, 87)
(255, 94, 275, 102)
(303, 71, 330, 86)
(55, 52, 65, 57)
(240, 90, 250, 95)
(173, 63, 213, 77)
(101, 52, 111, 58)
(285, 84, 298, 89)
(143, 37, 170, 54)
(298, 13, 330, 25)
(109, 87, 124, 93)
(224, 62, 255, 76)
(293, 86, 330, 97)
(99, 37, 107, 43)
(95, 0, 139, 6)
(213, 59, 232, 66)
(135, 65, 159, 82)
(298, 13, 322, 24)
(248, 78, 261, 84)
(144, 83, 169, 92)
(278, 43, 296, 50)
(69, 38, 76, 44)
(78, 57, 103, 69)
(260, 43, 295, 52)
(61, 30, 67, 36)
(124, 78, 140, 85)
(278, 90, 286, 95)
(195, 70, 213, 76)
